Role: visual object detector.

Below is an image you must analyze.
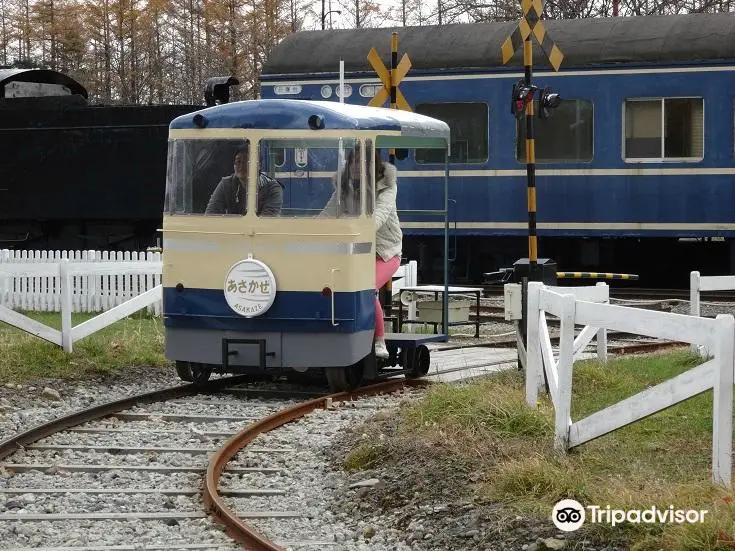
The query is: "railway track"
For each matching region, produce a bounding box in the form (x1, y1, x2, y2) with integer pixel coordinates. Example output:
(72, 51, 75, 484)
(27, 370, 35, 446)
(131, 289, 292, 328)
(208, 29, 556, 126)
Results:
(0, 375, 324, 549)
(0, 373, 420, 550)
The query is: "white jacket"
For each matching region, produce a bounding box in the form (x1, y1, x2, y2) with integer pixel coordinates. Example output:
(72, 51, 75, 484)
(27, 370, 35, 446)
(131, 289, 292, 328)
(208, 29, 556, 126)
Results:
(373, 162, 402, 261)
(319, 162, 402, 261)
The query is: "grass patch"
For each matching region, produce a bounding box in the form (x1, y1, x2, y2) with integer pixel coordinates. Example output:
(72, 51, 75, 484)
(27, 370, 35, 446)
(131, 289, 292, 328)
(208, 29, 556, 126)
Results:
(0, 310, 169, 383)
(338, 350, 735, 550)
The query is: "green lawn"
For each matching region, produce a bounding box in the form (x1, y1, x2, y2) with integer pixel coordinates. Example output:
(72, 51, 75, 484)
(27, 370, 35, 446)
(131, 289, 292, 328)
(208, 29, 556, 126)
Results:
(0, 311, 169, 382)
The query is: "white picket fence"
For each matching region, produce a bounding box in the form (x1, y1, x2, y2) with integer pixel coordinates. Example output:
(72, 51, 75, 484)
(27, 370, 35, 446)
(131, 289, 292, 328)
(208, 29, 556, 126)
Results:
(0, 250, 163, 314)
(0, 258, 163, 353)
(525, 280, 734, 488)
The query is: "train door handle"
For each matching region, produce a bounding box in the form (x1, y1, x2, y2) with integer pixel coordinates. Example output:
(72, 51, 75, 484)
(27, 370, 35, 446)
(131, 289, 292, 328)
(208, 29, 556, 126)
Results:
(448, 198, 458, 262)
(330, 268, 340, 326)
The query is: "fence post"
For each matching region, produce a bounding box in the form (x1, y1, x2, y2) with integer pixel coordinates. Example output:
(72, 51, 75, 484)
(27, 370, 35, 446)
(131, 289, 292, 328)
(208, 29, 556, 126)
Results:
(525, 281, 543, 407)
(60, 260, 73, 353)
(691, 271, 702, 356)
(555, 293, 576, 453)
(712, 314, 734, 488)
(596, 282, 608, 364)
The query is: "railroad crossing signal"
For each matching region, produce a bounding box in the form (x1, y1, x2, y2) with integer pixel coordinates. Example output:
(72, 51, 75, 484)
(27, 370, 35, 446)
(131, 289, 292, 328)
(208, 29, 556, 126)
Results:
(501, 0, 564, 71)
(367, 32, 412, 112)
(501, 0, 565, 378)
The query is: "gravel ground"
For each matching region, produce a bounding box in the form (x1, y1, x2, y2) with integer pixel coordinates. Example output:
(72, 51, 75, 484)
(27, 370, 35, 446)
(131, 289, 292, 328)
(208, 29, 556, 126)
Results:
(232, 392, 425, 551)
(0, 366, 183, 443)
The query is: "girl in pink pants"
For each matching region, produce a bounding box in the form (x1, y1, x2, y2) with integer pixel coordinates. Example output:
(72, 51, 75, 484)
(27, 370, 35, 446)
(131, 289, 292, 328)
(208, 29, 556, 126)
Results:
(374, 255, 401, 358)
(322, 146, 403, 359)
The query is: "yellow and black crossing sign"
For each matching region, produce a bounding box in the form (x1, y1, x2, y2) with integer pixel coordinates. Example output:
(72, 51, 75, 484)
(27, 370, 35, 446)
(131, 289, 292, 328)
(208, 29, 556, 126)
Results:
(501, 0, 564, 71)
(367, 32, 412, 112)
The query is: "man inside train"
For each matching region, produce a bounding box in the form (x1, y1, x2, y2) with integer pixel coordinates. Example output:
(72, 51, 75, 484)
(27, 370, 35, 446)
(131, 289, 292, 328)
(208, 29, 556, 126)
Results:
(205, 143, 283, 216)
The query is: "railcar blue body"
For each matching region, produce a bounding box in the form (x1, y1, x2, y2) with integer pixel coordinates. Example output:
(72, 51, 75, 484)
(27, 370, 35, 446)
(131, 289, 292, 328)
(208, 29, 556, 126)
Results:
(259, 13, 735, 284)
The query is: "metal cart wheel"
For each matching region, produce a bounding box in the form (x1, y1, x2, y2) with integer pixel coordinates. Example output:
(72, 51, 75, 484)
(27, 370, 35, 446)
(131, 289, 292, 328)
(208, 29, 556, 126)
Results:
(405, 345, 430, 378)
(175, 361, 212, 385)
(324, 361, 364, 393)
(175, 361, 193, 382)
(190, 363, 213, 385)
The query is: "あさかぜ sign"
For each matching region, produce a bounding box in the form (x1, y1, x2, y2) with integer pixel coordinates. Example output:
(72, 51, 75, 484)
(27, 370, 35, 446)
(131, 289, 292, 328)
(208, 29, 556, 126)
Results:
(224, 258, 277, 317)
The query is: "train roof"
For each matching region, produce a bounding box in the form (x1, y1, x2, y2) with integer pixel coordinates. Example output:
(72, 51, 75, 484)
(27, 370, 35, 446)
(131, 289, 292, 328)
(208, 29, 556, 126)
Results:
(170, 99, 450, 146)
(0, 67, 88, 98)
(261, 12, 735, 76)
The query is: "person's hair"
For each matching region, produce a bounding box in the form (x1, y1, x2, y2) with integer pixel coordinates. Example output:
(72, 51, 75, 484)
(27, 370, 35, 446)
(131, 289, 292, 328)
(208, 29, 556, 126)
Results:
(233, 142, 249, 161)
(339, 145, 383, 203)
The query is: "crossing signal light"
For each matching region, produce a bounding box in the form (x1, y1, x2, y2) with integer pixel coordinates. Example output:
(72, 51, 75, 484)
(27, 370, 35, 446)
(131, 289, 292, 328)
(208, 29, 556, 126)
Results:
(539, 86, 562, 120)
(511, 80, 536, 119)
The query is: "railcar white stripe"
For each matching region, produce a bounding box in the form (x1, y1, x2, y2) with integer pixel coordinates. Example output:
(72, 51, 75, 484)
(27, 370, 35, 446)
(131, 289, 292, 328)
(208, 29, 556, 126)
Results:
(261, 64, 735, 87)
(274, 168, 735, 179)
(399, 222, 735, 230)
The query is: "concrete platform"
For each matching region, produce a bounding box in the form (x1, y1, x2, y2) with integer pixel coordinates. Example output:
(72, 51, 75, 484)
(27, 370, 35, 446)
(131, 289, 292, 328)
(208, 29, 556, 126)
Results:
(421, 347, 519, 383)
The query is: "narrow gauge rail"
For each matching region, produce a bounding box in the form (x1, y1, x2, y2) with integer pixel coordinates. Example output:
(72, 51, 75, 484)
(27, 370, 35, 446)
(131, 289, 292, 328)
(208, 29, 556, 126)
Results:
(0, 375, 334, 550)
(0, 374, 425, 550)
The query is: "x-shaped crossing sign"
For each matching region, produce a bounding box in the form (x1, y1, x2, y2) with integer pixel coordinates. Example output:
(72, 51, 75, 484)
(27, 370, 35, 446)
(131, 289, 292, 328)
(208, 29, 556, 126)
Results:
(501, 0, 564, 71)
(367, 33, 412, 111)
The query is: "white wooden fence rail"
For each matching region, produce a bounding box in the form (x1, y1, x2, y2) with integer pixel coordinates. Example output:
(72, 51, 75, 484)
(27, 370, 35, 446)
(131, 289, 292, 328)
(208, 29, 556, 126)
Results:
(525, 282, 609, 409)
(0, 249, 162, 314)
(526, 280, 734, 488)
(0, 260, 163, 353)
(690, 270, 735, 356)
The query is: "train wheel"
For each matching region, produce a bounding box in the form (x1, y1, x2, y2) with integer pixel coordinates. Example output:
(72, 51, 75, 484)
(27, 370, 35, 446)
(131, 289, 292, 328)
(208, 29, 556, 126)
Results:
(405, 345, 431, 379)
(175, 361, 194, 382)
(190, 363, 213, 386)
(324, 362, 364, 393)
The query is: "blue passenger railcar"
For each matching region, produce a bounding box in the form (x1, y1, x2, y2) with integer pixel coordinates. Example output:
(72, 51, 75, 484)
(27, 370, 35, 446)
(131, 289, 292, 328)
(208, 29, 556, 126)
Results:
(259, 13, 735, 285)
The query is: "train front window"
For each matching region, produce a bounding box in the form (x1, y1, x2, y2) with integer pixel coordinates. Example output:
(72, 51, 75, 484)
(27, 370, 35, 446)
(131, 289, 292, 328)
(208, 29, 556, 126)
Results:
(164, 138, 251, 216)
(258, 137, 368, 218)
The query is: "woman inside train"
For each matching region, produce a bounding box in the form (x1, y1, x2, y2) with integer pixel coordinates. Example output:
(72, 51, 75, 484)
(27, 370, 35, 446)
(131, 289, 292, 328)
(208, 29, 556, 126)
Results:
(319, 144, 403, 359)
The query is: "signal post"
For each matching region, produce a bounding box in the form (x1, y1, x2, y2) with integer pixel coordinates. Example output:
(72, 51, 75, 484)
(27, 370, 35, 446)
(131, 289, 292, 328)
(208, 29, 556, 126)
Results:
(500, 0, 564, 371)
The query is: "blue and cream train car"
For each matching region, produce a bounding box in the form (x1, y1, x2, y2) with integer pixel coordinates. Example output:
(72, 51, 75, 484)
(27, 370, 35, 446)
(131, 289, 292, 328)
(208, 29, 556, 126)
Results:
(259, 13, 735, 286)
(161, 99, 451, 389)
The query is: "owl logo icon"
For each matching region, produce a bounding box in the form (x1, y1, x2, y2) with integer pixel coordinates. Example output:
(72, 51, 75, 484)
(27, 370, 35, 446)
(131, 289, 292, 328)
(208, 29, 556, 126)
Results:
(552, 499, 585, 531)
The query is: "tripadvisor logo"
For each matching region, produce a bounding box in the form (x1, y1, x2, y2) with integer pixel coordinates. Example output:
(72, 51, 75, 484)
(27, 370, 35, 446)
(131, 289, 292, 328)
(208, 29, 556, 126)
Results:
(552, 500, 708, 531)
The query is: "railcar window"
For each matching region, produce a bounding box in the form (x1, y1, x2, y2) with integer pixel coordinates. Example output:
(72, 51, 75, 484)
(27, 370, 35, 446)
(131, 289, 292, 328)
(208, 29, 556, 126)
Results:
(164, 138, 251, 215)
(258, 137, 370, 218)
(516, 99, 593, 163)
(624, 98, 703, 161)
(414, 103, 488, 163)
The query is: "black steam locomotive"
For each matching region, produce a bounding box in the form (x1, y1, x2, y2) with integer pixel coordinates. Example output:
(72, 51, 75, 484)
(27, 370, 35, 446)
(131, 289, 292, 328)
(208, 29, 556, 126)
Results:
(0, 68, 236, 251)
